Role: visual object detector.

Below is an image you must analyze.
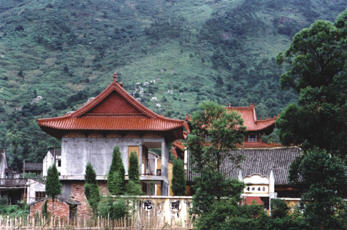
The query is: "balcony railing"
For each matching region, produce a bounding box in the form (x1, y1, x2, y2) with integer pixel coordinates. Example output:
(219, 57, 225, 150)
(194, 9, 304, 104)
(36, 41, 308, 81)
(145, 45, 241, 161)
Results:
(0, 178, 27, 187)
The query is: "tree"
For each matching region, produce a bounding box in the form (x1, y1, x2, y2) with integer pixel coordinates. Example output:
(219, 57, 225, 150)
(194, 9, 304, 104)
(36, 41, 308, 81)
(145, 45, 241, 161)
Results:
(46, 164, 61, 216)
(128, 151, 139, 182)
(84, 163, 100, 214)
(297, 148, 346, 230)
(276, 9, 347, 159)
(276, 10, 347, 229)
(171, 158, 186, 196)
(186, 101, 246, 215)
(108, 146, 125, 195)
(126, 151, 142, 195)
(187, 101, 246, 174)
(46, 164, 61, 201)
(109, 146, 123, 174)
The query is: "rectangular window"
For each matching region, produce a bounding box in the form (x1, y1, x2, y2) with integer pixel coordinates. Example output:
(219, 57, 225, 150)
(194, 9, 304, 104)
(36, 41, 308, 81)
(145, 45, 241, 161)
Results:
(248, 135, 257, 142)
(57, 160, 61, 167)
(35, 192, 46, 201)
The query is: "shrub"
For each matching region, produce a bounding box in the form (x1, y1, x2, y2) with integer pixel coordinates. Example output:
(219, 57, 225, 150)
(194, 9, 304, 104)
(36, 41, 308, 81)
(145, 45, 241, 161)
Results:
(125, 180, 143, 195)
(171, 158, 186, 195)
(128, 151, 139, 182)
(97, 197, 128, 220)
(271, 199, 289, 219)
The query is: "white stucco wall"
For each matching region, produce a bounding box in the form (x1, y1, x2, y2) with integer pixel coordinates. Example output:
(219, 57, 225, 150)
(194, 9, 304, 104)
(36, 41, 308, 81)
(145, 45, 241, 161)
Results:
(61, 137, 167, 179)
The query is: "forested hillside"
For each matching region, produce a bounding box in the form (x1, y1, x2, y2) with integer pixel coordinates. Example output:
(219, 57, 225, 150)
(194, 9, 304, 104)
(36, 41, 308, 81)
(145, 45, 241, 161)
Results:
(0, 0, 345, 169)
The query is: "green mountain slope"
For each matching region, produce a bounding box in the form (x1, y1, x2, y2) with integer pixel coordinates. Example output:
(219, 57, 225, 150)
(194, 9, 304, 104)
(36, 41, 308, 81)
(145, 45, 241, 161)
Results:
(0, 0, 345, 169)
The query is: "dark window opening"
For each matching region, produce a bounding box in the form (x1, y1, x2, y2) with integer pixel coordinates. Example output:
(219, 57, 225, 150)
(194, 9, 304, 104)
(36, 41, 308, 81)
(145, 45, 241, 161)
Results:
(248, 135, 257, 142)
(35, 192, 46, 201)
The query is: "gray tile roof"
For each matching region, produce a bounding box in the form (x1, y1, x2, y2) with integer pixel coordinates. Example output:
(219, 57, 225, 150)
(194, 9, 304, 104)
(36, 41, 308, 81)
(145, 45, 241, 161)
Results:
(24, 163, 43, 171)
(188, 147, 301, 185)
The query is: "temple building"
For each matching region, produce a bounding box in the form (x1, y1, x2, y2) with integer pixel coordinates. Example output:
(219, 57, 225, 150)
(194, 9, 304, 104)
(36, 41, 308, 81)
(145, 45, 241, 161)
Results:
(181, 104, 301, 207)
(227, 103, 281, 148)
(38, 73, 186, 215)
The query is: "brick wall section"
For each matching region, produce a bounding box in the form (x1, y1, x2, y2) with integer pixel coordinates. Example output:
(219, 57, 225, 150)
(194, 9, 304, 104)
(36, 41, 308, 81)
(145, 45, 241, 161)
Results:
(70, 181, 108, 217)
(70, 182, 91, 217)
(30, 198, 69, 219)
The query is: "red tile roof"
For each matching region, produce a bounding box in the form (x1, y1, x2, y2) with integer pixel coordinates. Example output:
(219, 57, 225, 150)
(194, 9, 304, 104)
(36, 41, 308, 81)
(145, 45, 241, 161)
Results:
(227, 104, 276, 132)
(38, 74, 185, 138)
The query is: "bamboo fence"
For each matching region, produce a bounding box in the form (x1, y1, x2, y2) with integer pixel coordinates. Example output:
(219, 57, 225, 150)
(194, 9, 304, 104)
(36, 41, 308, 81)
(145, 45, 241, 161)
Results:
(0, 213, 193, 230)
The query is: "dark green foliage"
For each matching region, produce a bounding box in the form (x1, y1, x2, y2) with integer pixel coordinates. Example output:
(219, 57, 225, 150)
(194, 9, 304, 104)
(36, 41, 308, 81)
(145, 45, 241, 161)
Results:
(0, 202, 29, 217)
(195, 199, 307, 230)
(187, 101, 245, 174)
(108, 171, 125, 195)
(128, 151, 139, 182)
(97, 197, 128, 220)
(85, 162, 97, 185)
(126, 151, 142, 195)
(125, 180, 143, 195)
(171, 158, 186, 196)
(192, 169, 244, 215)
(187, 101, 245, 215)
(298, 149, 346, 230)
(271, 199, 289, 219)
(276, 9, 347, 159)
(41, 200, 48, 218)
(109, 146, 124, 175)
(108, 146, 125, 195)
(84, 163, 100, 214)
(45, 164, 61, 200)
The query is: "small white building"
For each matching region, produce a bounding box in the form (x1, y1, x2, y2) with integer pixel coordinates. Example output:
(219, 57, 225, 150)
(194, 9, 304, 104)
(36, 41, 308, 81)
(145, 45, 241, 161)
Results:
(43, 148, 62, 177)
(26, 179, 45, 204)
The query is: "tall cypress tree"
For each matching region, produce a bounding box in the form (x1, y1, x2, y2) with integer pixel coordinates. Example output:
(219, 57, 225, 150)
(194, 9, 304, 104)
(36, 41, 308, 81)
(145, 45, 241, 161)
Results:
(171, 158, 186, 196)
(84, 163, 100, 214)
(126, 151, 142, 195)
(46, 164, 61, 200)
(128, 151, 139, 182)
(108, 146, 125, 195)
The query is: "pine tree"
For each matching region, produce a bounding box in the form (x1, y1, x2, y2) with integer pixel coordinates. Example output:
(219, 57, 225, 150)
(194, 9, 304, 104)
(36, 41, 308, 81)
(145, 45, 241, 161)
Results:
(171, 158, 186, 196)
(128, 151, 139, 182)
(109, 146, 123, 174)
(107, 146, 125, 195)
(126, 151, 142, 195)
(46, 164, 61, 200)
(84, 163, 100, 214)
(85, 162, 97, 184)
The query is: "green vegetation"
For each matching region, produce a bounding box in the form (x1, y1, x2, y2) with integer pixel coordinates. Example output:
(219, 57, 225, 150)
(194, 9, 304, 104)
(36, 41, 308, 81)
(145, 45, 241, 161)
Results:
(45, 164, 61, 200)
(171, 158, 186, 196)
(107, 146, 125, 195)
(187, 101, 245, 215)
(188, 101, 308, 230)
(298, 149, 346, 230)
(41, 200, 48, 218)
(0, 0, 345, 170)
(276, 9, 347, 159)
(276, 10, 347, 230)
(84, 163, 100, 214)
(128, 152, 139, 182)
(97, 197, 128, 220)
(126, 152, 142, 195)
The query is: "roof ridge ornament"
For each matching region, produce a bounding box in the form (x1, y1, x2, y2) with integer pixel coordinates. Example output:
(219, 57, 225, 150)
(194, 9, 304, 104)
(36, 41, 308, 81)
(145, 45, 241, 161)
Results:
(113, 72, 117, 82)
